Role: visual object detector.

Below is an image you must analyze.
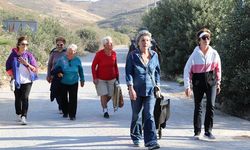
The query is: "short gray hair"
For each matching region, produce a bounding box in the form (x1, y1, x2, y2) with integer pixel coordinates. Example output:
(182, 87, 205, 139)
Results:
(101, 36, 112, 45)
(136, 30, 152, 46)
(67, 44, 78, 51)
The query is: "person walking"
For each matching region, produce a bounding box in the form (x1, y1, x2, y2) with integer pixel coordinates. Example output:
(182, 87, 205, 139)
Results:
(91, 36, 119, 119)
(53, 44, 85, 120)
(5, 36, 38, 125)
(183, 28, 222, 140)
(46, 37, 67, 114)
(125, 30, 160, 149)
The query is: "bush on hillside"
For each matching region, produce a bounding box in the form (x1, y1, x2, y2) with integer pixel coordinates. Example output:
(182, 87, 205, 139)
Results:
(77, 27, 130, 52)
(77, 28, 99, 52)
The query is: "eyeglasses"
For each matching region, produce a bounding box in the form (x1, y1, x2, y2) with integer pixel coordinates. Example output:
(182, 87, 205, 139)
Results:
(20, 43, 29, 46)
(201, 36, 210, 41)
(57, 43, 64, 47)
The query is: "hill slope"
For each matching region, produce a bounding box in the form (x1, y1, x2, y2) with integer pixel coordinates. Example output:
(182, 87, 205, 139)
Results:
(87, 0, 158, 18)
(0, 0, 159, 29)
(0, 0, 104, 28)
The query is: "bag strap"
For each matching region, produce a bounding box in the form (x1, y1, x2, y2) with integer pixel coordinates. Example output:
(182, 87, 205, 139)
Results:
(148, 71, 157, 87)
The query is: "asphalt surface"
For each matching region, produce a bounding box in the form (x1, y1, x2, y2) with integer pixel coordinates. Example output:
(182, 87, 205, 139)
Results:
(0, 47, 249, 150)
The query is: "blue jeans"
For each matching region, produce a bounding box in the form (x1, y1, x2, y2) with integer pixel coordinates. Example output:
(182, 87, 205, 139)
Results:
(130, 96, 157, 146)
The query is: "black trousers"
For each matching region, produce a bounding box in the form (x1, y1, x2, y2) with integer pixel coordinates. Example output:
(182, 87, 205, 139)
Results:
(192, 73, 217, 135)
(50, 79, 62, 110)
(60, 83, 78, 118)
(14, 82, 33, 117)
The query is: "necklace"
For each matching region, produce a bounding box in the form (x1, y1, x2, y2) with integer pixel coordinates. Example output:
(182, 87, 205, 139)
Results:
(140, 53, 150, 65)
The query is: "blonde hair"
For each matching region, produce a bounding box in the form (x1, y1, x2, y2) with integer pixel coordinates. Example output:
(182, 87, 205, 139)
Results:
(136, 30, 152, 47)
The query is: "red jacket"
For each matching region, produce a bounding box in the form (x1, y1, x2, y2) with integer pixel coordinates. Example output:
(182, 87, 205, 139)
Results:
(92, 49, 119, 80)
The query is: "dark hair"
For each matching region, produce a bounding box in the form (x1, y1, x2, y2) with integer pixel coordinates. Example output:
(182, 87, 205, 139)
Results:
(16, 36, 29, 48)
(196, 28, 212, 44)
(55, 36, 66, 44)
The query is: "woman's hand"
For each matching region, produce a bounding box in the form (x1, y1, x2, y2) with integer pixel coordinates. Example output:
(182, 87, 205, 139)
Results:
(185, 88, 192, 97)
(46, 76, 52, 83)
(217, 85, 221, 95)
(18, 57, 29, 66)
(18, 57, 37, 72)
(80, 81, 84, 87)
(128, 86, 137, 100)
(57, 73, 63, 78)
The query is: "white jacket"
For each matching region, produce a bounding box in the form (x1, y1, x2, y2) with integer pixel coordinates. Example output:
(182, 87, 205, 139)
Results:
(183, 46, 221, 89)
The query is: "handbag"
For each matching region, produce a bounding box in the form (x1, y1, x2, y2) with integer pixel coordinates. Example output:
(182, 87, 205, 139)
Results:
(148, 71, 161, 99)
(206, 70, 217, 86)
(154, 85, 161, 99)
(113, 80, 124, 111)
(118, 89, 124, 108)
(154, 94, 171, 139)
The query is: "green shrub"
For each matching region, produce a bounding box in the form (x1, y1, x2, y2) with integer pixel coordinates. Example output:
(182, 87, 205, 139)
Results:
(142, 0, 232, 78)
(77, 28, 99, 52)
(77, 26, 130, 52)
(218, 0, 250, 118)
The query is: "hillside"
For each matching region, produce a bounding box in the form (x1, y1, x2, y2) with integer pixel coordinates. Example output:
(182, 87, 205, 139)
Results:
(97, 8, 144, 30)
(0, 0, 104, 28)
(87, 0, 158, 18)
(0, 0, 159, 30)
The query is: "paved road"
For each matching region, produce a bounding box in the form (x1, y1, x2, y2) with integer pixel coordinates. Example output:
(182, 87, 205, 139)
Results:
(0, 47, 249, 150)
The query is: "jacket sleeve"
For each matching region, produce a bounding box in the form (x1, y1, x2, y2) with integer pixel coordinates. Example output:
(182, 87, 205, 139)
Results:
(154, 54, 161, 86)
(114, 52, 119, 79)
(183, 54, 193, 89)
(215, 51, 222, 86)
(5, 52, 14, 76)
(125, 52, 134, 86)
(78, 58, 85, 82)
(91, 52, 99, 80)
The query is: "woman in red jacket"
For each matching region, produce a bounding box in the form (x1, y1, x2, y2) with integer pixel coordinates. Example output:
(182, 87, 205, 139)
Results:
(91, 36, 119, 118)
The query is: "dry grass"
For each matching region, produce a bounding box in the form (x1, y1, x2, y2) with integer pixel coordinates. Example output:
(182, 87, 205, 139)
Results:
(0, 0, 104, 28)
(0, 0, 158, 28)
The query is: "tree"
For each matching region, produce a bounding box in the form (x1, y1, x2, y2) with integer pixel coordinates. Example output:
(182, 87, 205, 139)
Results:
(142, 0, 232, 78)
(218, 0, 250, 118)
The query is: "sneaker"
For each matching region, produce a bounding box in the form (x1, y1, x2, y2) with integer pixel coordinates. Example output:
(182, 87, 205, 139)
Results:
(21, 116, 27, 125)
(133, 140, 141, 147)
(59, 109, 63, 114)
(104, 112, 109, 118)
(148, 143, 160, 150)
(193, 134, 201, 140)
(70, 117, 76, 121)
(204, 132, 216, 139)
(16, 114, 22, 122)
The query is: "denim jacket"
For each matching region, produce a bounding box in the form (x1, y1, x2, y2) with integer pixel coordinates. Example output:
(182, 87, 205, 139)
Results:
(125, 49, 160, 97)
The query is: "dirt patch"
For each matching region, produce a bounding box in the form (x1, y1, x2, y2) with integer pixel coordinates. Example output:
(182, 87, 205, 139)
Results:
(233, 135, 250, 140)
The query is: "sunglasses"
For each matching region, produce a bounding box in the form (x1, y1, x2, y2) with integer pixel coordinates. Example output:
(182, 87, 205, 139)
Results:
(201, 36, 210, 40)
(20, 43, 29, 46)
(57, 43, 64, 47)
